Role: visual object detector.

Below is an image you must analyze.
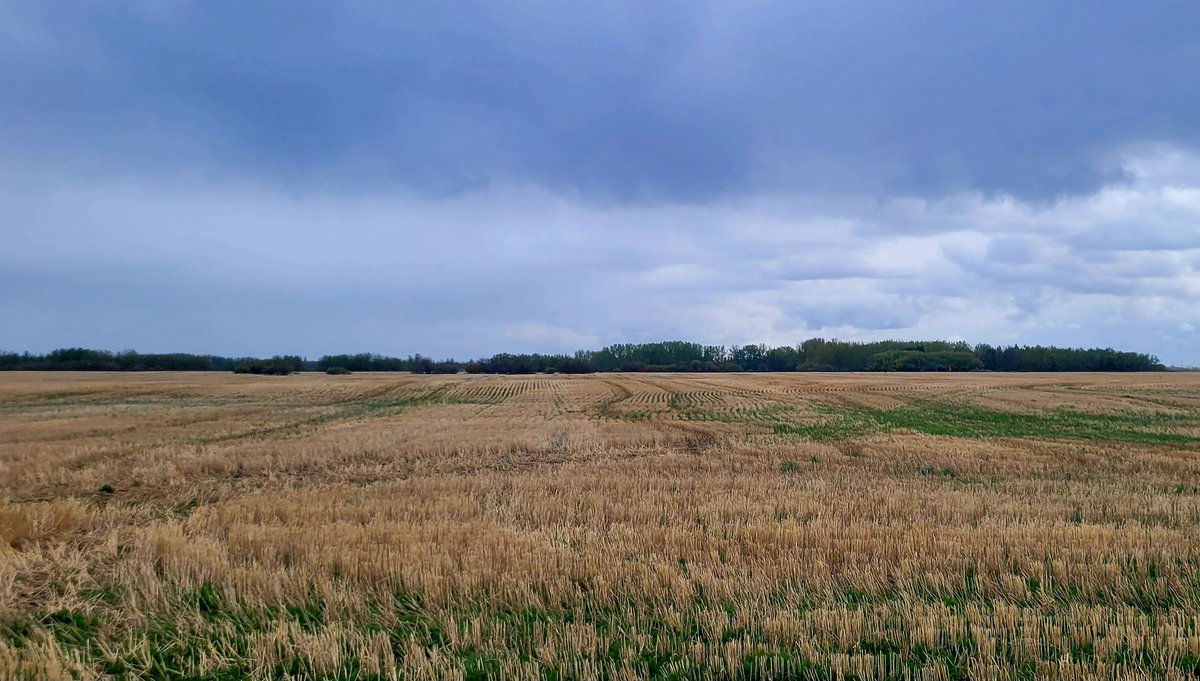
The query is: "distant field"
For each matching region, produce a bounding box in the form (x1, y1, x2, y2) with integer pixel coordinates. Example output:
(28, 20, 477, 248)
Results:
(2, 371, 1200, 680)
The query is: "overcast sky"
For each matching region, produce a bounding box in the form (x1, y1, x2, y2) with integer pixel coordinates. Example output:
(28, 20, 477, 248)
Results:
(3, 2, 1200, 364)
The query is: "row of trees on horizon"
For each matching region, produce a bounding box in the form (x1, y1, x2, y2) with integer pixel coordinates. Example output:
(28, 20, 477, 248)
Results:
(0, 340, 1167, 374)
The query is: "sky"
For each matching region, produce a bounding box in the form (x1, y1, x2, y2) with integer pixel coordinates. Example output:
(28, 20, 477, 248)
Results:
(3, 2, 1200, 364)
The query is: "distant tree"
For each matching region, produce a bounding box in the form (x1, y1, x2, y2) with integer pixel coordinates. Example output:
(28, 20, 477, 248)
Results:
(870, 350, 982, 372)
(559, 357, 596, 374)
(232, 356, 303, 375)
(317, 353, 410, 372)
(409, 355, 462, 374)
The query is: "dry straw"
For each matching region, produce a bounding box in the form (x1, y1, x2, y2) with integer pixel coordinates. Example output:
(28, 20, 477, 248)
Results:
(1, 371, 1199, 679)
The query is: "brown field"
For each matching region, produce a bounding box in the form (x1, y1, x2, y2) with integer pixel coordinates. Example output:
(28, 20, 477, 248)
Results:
(2, 371, 1200, 680)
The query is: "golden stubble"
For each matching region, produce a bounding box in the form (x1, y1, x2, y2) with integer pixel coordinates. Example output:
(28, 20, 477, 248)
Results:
(1, 371, 1199, 680)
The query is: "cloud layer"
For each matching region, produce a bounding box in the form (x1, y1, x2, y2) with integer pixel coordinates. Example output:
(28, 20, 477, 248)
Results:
(2, 3, 1198, 363)
(5, 2, 1200, 200)
(4, 146, 1198, 362)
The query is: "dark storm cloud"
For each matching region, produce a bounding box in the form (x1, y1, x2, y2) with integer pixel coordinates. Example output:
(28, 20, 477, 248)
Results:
(4, 2, 1200, 366)
(3, 1, 1198, 201)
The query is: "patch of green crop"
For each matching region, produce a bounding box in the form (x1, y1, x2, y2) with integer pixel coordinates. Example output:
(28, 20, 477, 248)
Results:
(869, 403, 1200, 444)
(80, 584, 124, 606)
(102, 616, 253, 681)
(856, 638, 903, 655)
(772, 412, 875, 441)
(769, 400, 1200, 445)
(43, 609, 103, 647)
(459, 649, 503, 681)
(1, 619, 34, 649)
(19, 547, 1200, 680)
(740, 651, 833, 679)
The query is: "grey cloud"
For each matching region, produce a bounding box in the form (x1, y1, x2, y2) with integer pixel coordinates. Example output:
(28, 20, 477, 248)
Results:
(767, 254, 879, 282)
(946, 244, 1141, 298)
(3, 2, 1199, 202)
(0, 261, 605, 359)
(4, 172, 1200, 363)
(1067, 223, 1200, 253)
(986, 237, 1036, 265)
(788, 302, 919, 332)
(6, 155, 1200, 362)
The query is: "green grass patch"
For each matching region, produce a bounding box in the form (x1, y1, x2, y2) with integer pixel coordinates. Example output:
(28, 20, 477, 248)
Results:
(81, 584, 124, 606)
(1, 619, 34, 649)
(771, 401, 1200, 444)
(20, 570, 1200, 680)
(43, 609, 103, 646)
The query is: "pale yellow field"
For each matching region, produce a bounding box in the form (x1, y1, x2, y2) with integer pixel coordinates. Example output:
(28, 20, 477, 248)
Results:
(2, 371, 1200, 680)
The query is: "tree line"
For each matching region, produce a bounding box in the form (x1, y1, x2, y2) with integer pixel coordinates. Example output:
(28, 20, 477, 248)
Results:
(456, 340, 1163, 373)
(0, 348, 217, 371)
(0, 349, 309, 375)
(1, 340, 1165, 374)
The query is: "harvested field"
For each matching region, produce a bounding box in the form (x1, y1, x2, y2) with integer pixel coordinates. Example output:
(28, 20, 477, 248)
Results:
(2, 371, 1200, 680)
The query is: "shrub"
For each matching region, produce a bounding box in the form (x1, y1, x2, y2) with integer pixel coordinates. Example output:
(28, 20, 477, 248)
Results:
(324, 366, 351, 375)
